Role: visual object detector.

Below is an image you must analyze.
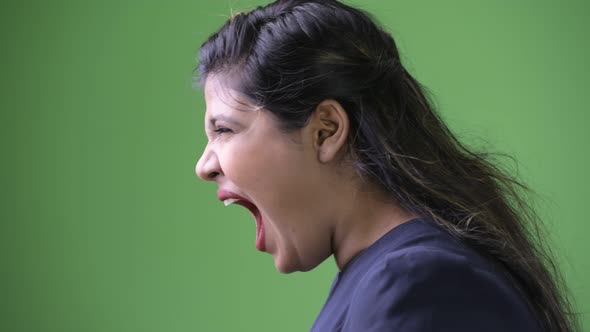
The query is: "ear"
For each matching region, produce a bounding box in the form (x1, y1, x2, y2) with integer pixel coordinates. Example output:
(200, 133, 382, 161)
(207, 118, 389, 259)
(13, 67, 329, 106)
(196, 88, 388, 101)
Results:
(310, 99, 350, 163)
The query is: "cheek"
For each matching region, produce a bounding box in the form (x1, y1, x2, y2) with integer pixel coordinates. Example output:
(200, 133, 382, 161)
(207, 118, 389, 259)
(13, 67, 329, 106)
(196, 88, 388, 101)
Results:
(226, 136, 305, 190)
(245, 144, 302, 187)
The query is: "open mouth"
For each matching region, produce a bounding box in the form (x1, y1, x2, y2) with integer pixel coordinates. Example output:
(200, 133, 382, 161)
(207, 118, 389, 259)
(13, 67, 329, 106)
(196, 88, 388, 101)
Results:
(233, 200, 266, 252)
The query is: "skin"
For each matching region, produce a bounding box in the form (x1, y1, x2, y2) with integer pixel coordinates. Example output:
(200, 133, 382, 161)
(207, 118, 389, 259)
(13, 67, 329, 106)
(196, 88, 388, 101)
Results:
(196, 75, 420, 274)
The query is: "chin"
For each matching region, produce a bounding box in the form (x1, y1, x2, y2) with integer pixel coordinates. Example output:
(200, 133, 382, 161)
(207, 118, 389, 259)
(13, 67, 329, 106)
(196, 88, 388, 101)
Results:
(275, 258, 298, 274)
(274, 255, 316, 274)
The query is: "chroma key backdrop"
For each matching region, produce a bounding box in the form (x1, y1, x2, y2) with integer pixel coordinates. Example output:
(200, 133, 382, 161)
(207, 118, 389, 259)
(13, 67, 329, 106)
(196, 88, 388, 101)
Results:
(1, 1, 588, 331)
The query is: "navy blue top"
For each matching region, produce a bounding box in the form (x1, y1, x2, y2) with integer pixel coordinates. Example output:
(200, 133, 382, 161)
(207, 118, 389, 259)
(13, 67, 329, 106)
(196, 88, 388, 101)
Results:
(310, 216, 542, 331)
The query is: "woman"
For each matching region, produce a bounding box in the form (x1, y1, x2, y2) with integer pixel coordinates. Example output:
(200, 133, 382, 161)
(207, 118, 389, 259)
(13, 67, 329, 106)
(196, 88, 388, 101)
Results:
(194, 0, 578, 331)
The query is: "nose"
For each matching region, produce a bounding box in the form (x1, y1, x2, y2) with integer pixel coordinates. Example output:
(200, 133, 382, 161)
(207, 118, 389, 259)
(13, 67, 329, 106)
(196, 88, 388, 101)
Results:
(195, 144, 220, 181)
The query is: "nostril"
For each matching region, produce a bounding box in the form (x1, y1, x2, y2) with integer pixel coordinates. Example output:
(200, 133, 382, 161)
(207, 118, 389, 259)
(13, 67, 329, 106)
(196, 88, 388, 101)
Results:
(208, 171, 219, 179)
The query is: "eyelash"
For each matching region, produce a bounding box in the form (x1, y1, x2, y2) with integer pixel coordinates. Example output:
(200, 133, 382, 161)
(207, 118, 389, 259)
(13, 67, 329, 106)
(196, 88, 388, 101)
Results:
(214, 127, 232, 134)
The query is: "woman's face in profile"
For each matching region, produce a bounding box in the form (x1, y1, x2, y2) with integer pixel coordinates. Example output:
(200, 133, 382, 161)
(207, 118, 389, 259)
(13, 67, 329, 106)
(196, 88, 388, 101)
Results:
(195, 76, 336, 273)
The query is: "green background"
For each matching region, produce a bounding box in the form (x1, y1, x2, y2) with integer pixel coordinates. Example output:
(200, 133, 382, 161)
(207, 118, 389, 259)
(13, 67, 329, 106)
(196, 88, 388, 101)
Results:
(2, 0, 588, 331)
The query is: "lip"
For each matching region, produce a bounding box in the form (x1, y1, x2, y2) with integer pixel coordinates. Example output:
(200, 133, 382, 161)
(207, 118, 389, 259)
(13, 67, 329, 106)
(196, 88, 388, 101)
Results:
(217, 188, 252, 203)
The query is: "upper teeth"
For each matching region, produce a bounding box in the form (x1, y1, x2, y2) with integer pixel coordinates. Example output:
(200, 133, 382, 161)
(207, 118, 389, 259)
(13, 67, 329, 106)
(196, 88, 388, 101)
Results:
(223, 198, 240, 206)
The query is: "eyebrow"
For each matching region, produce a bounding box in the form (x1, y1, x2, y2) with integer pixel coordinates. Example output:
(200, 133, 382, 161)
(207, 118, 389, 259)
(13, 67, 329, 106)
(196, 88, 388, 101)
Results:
(207, 114, 243, 129)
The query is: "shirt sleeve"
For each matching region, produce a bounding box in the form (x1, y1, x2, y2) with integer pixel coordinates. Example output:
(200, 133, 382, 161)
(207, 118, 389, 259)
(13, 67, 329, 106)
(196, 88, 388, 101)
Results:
(341, 248, 539, 332)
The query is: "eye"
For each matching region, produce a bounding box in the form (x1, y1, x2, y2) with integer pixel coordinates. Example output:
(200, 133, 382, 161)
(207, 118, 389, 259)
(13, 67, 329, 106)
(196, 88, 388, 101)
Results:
(214, 127, 233, 135)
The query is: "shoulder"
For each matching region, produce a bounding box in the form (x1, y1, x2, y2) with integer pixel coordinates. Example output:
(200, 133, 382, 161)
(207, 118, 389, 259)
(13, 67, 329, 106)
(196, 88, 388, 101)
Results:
(349, 245, 492, 315)
(342, 244, 542, 331)
(375, 244, 489, 291)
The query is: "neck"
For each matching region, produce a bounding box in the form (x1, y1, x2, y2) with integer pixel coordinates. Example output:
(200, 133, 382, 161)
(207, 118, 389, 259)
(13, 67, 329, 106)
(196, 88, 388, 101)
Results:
(331, 185, 420, 272)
